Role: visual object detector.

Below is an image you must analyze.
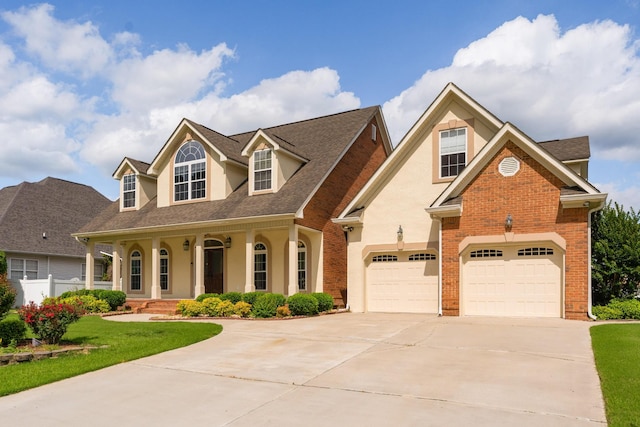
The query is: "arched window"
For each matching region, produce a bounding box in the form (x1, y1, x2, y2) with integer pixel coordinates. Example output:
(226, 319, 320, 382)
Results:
(297, 241, 307, 291)
(254, 242, 267, 291)
(130, 250, 142, 291)
(160, 248, 169, 291)
(174, 140, 206, 201)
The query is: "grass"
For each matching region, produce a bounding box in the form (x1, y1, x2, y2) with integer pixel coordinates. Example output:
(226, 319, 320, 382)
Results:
(591, 323, 640, 427)
(0, 315, 221, 396)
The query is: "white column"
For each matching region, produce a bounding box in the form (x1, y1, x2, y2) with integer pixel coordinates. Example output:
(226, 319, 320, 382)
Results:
(287, 224, 298, 296)
(151, 237, 161, 299)
(245, 229, 255, 293)
(121, 245, 129, 293)
(112, 242, 122, 291)
(85, 240, 95, 290)
(194, 235, 205, 297)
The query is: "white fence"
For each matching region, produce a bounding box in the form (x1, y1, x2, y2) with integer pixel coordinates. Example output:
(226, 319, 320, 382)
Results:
(11, 275, 114, 306)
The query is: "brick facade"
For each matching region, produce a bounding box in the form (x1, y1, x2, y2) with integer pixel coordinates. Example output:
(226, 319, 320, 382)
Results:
(297, 118, 388, 306)
(441, 142, 590, 319)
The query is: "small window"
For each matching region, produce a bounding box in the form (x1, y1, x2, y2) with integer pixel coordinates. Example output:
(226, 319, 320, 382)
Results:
(254, 149, 272, 191)
(518, 247, 554, 256)
(408, 253, 436, 261)
(81, 262, 104, 281)
(10, 258, 38, 280)
(123, 174, 136, 208)
(440, 128, 467, 178)
(174, 140, 206, 202)
(469, 249, 503, 258)
(160, 248, 169, 291)
(254, 242, 267, 290)
(298, 241, 307, 291)
(372, 254, 398, 262)
(130, 250, 142, 291)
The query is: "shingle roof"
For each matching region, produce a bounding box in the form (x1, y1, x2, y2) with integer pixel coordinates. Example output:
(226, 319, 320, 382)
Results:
(78, 106, 380, 235)
(125, 158, 151, 175)
(185, 119, 247, 165)
(538, 136, 590, 161)
(0, 178, 112, 257)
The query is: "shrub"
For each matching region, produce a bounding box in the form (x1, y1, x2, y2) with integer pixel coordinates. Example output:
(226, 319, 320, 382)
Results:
(287, 293, 319, 316)
(276, 305, 291, 318)
(0, 319, 26, 346)
(94, 290, 126, 311)
(219, 292, 242, 304)
(201, 297, 222, 316)
(0, 274, 16, 320)
(60, 295, 110, 313)
(216, 300, 236, 317)
(593, 299, 640, 320)
(311, 292, 334, 312)
(241, 292, 262, 305)
(18, 302, 84, 344)
(195, 293, 219, 302)
(176, 300, 205, 317)
(234, 301, 252, 318)
(252, 293, 286, 318)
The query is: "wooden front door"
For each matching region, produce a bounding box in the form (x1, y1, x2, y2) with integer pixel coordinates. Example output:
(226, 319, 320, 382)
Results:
(204, 248, 223, 294)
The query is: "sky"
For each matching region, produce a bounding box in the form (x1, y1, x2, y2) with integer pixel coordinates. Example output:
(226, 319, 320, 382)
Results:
(0, 1, 639, 211)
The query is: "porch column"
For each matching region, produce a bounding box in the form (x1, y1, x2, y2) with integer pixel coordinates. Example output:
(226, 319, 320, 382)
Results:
(121, 244, 129, 293)
(194, 235, 205, 297)
(151, 237, 161, 299)
(245, 229, 255, 293)
(85, 240, 95, 290)
(112, 242, 122, 291)
(287, 224, 298, 296)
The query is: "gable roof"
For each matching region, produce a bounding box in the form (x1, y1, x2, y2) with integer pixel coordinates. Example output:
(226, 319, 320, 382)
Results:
(77, 106, 389, 237)
(538, 136, 590, 161)
(0, 178, 112, 257)
(113, 157, 152, 179)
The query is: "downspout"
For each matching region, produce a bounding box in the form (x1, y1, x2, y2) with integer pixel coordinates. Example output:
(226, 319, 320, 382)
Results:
(433, 215, 443, 316)
(587, 202, 604, 320)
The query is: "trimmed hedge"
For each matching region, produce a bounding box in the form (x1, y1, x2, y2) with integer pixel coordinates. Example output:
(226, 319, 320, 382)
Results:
(59, 290, 126, 311)
(195, 293, 219, 302)
(252, 293, 286, 318)
(287, 293, 319, 316)
(311, 292, 334, 312)
(241, 292, 262, 305)
(219, 292, 242, 304)
(0, 319, 26, 346)
(593, 299, 640, 320)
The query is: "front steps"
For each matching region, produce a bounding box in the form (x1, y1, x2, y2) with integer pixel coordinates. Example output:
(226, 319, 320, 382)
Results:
(126, 299, 181, 315)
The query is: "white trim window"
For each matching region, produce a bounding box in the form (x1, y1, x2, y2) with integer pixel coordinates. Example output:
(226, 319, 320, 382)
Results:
(160, 248, 169, 291)
(253, 149, 272, 191)
(174, 141, 206, 201)
(254, 243, 267, 290)
(123, 174, 136, 208)
(297, 241, 307, 291)
(130, 250, 142, 291)
(440, 128, 467, 178)
(10, 258, 38, 280)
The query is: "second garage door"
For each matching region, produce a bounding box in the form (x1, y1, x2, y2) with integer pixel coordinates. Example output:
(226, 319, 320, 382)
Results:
(366, 252, 438, 313)
(462, 246, 562, 317)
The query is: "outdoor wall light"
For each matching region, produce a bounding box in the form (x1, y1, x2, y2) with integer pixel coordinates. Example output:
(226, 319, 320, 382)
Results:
(397, 225, 404, 241)
(224, 236, 232, 248)
(505, 214, 513, 231)
(183, 239, 190, 251)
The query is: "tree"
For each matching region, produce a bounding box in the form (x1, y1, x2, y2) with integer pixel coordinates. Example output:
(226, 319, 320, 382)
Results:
(592, 202, 640, 305)
(0, 251, 16, 319)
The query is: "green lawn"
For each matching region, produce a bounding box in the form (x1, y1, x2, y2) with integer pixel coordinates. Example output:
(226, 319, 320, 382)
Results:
(0, 315, 221, 396)
(591, 323, 640, 427)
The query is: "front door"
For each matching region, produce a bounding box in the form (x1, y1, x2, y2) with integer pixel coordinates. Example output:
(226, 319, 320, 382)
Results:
(204, 248, 223, 294)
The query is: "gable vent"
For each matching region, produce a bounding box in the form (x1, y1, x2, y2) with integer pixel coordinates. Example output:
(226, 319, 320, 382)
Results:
(499, 156, 520, 177)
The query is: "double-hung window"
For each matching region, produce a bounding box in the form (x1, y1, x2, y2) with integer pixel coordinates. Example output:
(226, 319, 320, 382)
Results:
(123, 174, 136, 208)
(160, 248, 169, 291)
(10, 259, 38, 280)
(254, 243, 267, 290)
(297, 241, 307, 291)
(253, 149, 272, 191)
(174, 141, 206, 201)
(130, 250, 142, 291)
(440, 128, 467, 178)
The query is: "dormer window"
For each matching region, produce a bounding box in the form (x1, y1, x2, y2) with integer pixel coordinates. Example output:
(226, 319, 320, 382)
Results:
(253, 148, 272, 191)
(174, 140, 206, 201)
(123, 174, 136, 208)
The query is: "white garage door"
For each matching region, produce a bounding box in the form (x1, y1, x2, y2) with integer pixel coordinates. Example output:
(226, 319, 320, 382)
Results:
(462, 246, 562, 317)
(366, 252, 438, 313)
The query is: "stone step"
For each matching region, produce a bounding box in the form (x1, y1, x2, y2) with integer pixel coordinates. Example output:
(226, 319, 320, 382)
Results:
(126, 299, 180, 315)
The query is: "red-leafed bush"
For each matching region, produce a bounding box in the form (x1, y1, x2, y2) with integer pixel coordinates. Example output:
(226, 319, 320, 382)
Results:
(18, 302, 84, 344)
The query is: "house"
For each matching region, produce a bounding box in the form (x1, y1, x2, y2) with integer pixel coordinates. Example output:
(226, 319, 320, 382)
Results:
(0, 177, 112, 286)
(73, 107, 391, 306)
(334, 83, 606, 320)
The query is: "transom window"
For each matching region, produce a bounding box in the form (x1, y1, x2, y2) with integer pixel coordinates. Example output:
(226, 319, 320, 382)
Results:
(130, 250, 142, 291)
(408, 253, 436, 261)
(174, 140, 206, 201)
(123, 174, 136, 208)
(372, 254, 398, 262)
(254, 243, 267, 291)
(518, 247, 554, 256)
(160, 248, 169, 291)
(440, 128, 467, 178)
(10, 258, 38, 280)
(253, 149, 272, 191)
(298, 241, 307, 291)
(469, 249, 503, 258)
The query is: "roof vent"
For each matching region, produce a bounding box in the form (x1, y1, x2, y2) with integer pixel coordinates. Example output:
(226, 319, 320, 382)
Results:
(499, 156, 520, 177)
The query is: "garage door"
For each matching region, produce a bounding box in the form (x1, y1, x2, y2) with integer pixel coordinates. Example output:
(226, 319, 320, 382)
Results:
(366, 252, 438, 313)
(462, 246, 562, 317)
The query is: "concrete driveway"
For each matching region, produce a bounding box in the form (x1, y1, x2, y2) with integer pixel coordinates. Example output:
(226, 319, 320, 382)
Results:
(0, 313, 605, 426)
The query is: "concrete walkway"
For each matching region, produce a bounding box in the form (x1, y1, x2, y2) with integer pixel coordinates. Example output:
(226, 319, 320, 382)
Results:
(0, 313, 606, 426)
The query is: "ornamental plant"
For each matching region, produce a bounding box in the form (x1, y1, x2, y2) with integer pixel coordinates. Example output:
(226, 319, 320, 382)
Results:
(18, 302, 84, 344)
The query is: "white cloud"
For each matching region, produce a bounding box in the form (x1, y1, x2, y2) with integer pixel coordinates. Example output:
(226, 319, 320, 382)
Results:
(595, 181, 640, 212)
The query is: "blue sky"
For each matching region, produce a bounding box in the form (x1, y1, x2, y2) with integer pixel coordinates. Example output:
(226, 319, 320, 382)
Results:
(0, 1, 639, 211)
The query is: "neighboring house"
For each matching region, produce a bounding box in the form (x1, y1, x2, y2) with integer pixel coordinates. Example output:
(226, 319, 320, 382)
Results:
(334, 83, 606, 320)
(73, 108, 391, 306)
(0, 177, 112, 286)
